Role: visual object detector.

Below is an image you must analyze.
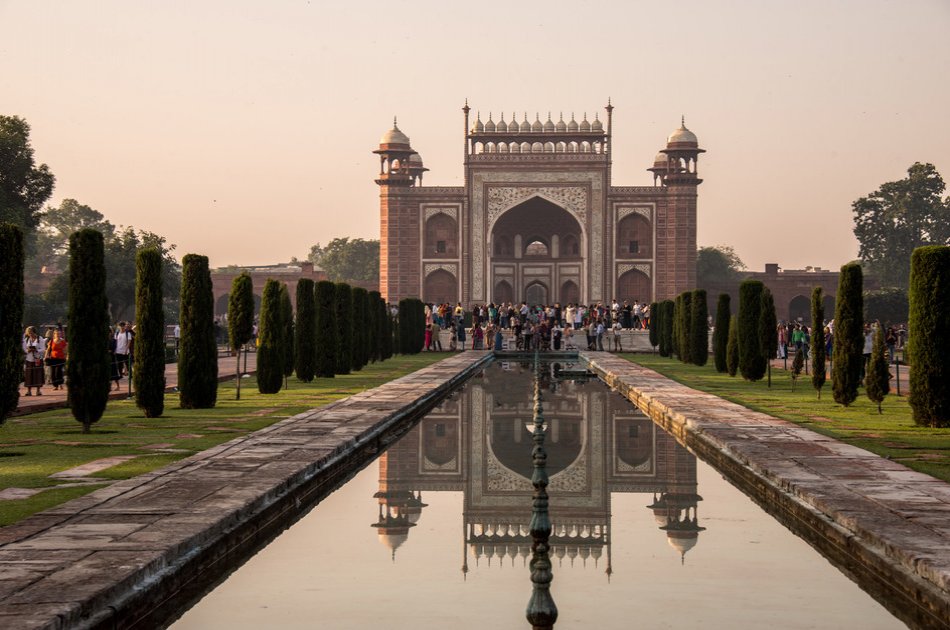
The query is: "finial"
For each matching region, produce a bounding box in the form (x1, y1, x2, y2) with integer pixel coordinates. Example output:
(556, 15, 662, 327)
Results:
(465, 98, 469, 107)
(547, 111, 552, 121)
(595, 112, 600, 121)
(681, 114, 686, 126)
(608, 96, 612, 106)
(524, 112, 528, 122)
(583, 112, 588, 121)
(535, 112, 540, 121)
(559, 112, 564, 121)
(500, 111, 505, 122)
(477, 110, 481, 120)
(571, 112, 575, 121)
(393, 116, 398, 129)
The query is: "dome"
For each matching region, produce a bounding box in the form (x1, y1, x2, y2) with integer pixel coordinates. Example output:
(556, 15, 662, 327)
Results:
(496, 113, 507, 133)
(471, 113, 484, 134)
(379, 119, 410, 146)
(556, 113, 567, 132)
(667, 533, 698, 557)
(591, 113, 603, 132)
(543, 113, 555, 132)
(485, 114, 496, 133)
(531, 114, 543, 132)
(667, 117, 698, 145)
(567, 114, 579, 132)
(408, 152, 423, 166)
(579, 114, 591, 132)
(653, 151, 668, 166)
(520, 114, 531, 133)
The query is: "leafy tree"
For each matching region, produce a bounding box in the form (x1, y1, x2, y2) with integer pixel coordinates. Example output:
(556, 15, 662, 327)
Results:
(334, 283, 353, 374)
(351, 287, 368, 371)
(811, 287, 827, 398)
(690, 289, 708, 366)
(0, 116, 55, 244)
(697, 245, 746, 289)
(67, 229, 111, 432)
(712, 294, 730, 372)
(738, 280, 766, 381)
(865, 326, 890, 414)
(832, 263, 864, 406)
(908, 246, 950, 427)
(726, 315, 739, 377)
(294, 279, 316, 382)
(227, 273, 254, 399)
(29, 198, 113, 275)
(257, 279, 284, 394)
(863, 288, 909, 325)
(280, 283, 294, 381)
(0, 224, 24, 425)
(853, 163, 950, 290)
(314, 280, 337, 377)
(178, 254, 217, 408)
(133, 248, 165, 418)
(760, 287, 778, 386)
(308, 238, 380, 283)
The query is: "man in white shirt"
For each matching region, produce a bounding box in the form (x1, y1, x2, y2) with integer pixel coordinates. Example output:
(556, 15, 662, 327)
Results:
(114, 322, 133, 376)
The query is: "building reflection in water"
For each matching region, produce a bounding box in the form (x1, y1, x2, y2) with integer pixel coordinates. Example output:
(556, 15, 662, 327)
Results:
(371, 361, 705, 573)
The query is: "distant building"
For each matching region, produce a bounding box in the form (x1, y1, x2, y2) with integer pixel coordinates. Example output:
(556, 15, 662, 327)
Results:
(210, 261, 328, 316)
(376, 103, 705, 306)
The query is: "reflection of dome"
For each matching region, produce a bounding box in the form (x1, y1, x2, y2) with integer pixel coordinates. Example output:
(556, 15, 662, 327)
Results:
(378, 531, 409, 553)
(667, 533, 698, 557)
(667, 118, 698, 146)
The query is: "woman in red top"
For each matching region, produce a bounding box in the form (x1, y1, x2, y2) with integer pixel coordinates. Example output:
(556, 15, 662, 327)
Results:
(45, 329, 68, 390)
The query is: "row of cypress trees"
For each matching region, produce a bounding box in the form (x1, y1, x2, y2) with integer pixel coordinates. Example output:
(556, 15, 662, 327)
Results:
(664, 289, 709, 367)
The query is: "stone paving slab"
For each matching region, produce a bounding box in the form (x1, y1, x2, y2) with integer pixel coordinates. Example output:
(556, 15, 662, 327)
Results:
(0, 351, 492, 630)
(583, 351, 950, 629)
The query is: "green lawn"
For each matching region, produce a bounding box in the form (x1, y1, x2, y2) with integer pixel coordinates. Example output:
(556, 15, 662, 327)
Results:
(622, 354, 950, 483)
(0, 354, 445, 527)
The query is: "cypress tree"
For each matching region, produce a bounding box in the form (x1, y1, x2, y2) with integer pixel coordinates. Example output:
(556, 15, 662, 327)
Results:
(178, 254, 218, 408)
(133, 248, 165, 418)
(832, 263, 863, 406)
(671, 295, 682, 359)
(398, 298, 410, 354)
(280, 283, 294, 382)
(0, 224, 24, 426)
(351, 287, 367, 370)
(738, 279, 766, 381)
(334, 283, 353, 374)
(726, 315, 739, 377)
(257, 279, 283, 393)
(413, 298, 426, 353)
(648, 301, 659, 349)
(294, 279, 316, 382)
(678, 292, 692, 363)
(811, 287, 827, 398)
(908, 246, 950, 427)
(228, 273, 254, 399)
(865, 326, 890, 414)
(660, 300, 674, 357)
(690, 289, 708, 366)
(712, 294, 731, 373)
(792, 341, 805, 389)
(314, 280, 337, 378)
(381, 299, 394, 360)
(67, 229, 111, 432)
(760, 287, 777, 386)
(369, 290, 382, 363)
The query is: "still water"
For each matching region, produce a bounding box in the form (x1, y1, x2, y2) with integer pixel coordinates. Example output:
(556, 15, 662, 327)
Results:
(175, 360, 904, 629)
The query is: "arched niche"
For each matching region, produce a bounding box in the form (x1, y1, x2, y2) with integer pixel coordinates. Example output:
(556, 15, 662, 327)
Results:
(491, 197, 584, 261)
(616, 269, 651, 303)
(616, 213, 652, 258)
(560, 279, 580, 305)
(525, 281, 548, 306)
(789, 295, 810, 322)
(424, 212, 458, 259)
(215, 293, 230, 316)
(423, 269, 458, 305)
(494, 280, 514, 305)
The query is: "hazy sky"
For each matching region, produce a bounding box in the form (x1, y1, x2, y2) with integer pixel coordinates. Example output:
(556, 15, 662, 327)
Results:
(3, 0, 948, 271)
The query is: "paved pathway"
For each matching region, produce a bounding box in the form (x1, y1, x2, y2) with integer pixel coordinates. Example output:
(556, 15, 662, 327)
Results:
(12, 352, 257, 416)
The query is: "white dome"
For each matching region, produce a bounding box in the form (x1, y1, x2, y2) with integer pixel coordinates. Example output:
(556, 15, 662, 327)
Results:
(408, 152, 423, 165)
(531, 114, 543, 132)
(471, 114, 484, 133)
(653, 151, 668, 165)
(556, 113, 567, 132)
(667, 534, 698, 556)
(591, 113, 603, 132)
(496, 114, 507, 133)
(485, 114, 496, 133)
(579, 114, 591, 132)
(379, 120, 410, 146)
(567, 114, 579, 132)
(543, 113, 555, 132)
(667, 118, 698, 145)
(378, 531, 409, 551)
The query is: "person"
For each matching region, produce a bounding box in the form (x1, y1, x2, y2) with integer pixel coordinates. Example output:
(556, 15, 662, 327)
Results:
(456, 319, 466, 350)
(45, 329, 68, 390)
(472, 323, 484, 350)
(449, 321, 458, 351)
(424, 321, 433, 351)
(612, 320, 623, 352)
(885, 326, 897, 364)
(22, 326, 46, 396)
(493, 323, 504, 351)
(552, 323, 562, 350)
(861, 324, 874, 382)
(430, 321, 442, 351)
(777, 323, 787, 359)
(114, 321, 134, 376)
(109, 328, 122, 390)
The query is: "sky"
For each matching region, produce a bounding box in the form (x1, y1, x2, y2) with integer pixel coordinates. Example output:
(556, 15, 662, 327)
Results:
(2, 0, 948, 272)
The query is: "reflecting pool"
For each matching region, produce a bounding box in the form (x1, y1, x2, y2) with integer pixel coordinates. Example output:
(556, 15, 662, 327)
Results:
(174, 360, 904, 629)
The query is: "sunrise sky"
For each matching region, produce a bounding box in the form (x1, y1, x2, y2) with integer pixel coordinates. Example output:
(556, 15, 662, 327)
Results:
(2, 0, 948, 272)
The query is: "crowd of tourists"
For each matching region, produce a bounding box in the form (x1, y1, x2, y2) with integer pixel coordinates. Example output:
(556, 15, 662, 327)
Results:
(421, 299, 652, 353)
(774, 319, 906, 379)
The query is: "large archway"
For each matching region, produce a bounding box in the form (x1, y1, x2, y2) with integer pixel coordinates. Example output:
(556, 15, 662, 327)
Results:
(494, 280, 514, 305)
(616, 269, 651, 303)
(525, 282, 548, 306)
(788, 295, 810, 322)
(423, 269, 457, 304)
(561, 280, 579, 305)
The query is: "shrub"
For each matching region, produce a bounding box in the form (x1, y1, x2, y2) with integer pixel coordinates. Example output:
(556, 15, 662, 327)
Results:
(314, 280, 337, 378)
(908, 246, 950, 427)
(712, 293, 730, 372)
(738, 280, 766, 381)
(811, 287, 826, 398)
(334, 283, 353, 374)
(690, 289, 708, 366)
(0, 224, 24, 426)
(865, 326, 890, 414)
(257, 279, 283, 393)
(133, 248, 165, 418)
(648, 301, 659, 348)
(726, 315, 739, 377)
(67, 229, 112, 432)
(832, 263, 864, 406)
(178, 254, 218, 408)
(294, 279, 316, 382)
(227, 273, 254, 399)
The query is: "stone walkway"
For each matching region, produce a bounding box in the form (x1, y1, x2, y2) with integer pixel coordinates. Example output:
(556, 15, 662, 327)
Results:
(583, 351, 949, 629)
(0, 351, 491, 629)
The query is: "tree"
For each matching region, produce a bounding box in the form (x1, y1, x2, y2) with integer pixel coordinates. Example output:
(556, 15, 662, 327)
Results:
(908, 246, 950, 427)
(334, 283, 353, 374)
(832, 263, 864, 406)
(811, 287, 827, 398)
(648, 301, 659, 349)
(29, 198, 113, 276)
(696, 245, 746, 290)
(712, 294, 730, 372)
(726, 315, 739, 377)
(864, 288, 909, 325)
(676, 292, 692, 364)
(0, 224, 24, 426)
(257, 279, 284, 394)
(852, 163, 950, 290)
(279, 283, 294, 383)
(308, 238, 380, 283)
(791, 343, 805, 389)
(133, 248, 165, 418)
(295, 279, 316, 382)
(178, 254, 217, 408)
(738, 280, 766, 381)
(760, 287, 777, 386)
(690, 289, 708, 366)
(314, 280, 337, 378)
(379, 297, 393, 361)
(0, 116, 55, 243)
(865, 326, 890, 414)
(228, 273, 254, 399)
(67, 229, 111, 432)
(671, 294, 682, 358)
(351, 287, 368, 371)
(368, 290, 382, 363)
(659, 300, 674, 358)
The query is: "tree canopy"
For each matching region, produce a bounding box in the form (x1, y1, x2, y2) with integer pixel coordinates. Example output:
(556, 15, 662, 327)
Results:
(696, 245, 746, 289)
(0, 115, 55, 241)
(853, 163, 950, 289)
(308, 237, 379, 283)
